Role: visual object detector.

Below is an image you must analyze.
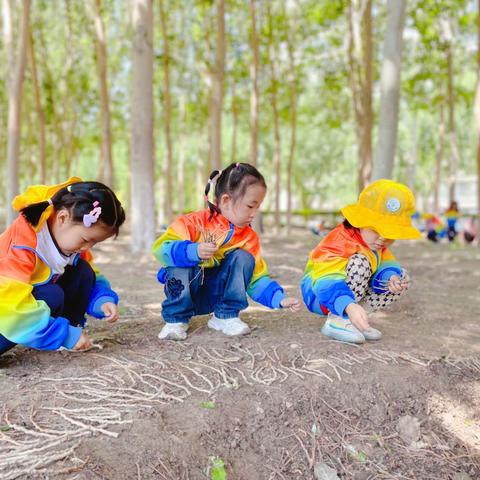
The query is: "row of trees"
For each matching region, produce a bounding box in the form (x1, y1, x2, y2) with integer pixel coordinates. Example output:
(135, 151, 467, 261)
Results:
(1, 0, 479, 251)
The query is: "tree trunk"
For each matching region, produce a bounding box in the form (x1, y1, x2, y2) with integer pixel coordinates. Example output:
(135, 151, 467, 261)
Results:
(286, 6, 297, 235)
(360, 0, 373, 189)
(159, 0, 173, 223)
(210, 0, 225, 171)
(230, 82, 238, 164)
(267, 3, 281, 232)
(88, 0, 114, 187)
(433, 104, 445, 214)
(249, 0, 259, 167)
(131, 0, 156, 252)
(407, 113, 417, 190)
(5, 0, 31, 225)
(347, 0, 373, 193)
(27, 26, 46, 184)
(445, 38, 460, 204)
(178, 96, 187, 214)
(373, 0, 407, 181)
(475, 0, 480, 243)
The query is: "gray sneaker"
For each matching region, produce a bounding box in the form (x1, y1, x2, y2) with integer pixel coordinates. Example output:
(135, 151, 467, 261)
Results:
(362, 327, 382, 341)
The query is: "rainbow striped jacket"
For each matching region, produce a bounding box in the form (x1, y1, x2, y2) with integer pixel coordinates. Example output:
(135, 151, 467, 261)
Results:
(0, 191, 118, 351)
(301, 223, 402, 317)
(152, 210, 285, 309)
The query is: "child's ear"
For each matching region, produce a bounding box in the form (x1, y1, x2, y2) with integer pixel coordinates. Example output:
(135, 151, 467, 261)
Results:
(219, 193, 231, 206)
(56, 208, 71, 226)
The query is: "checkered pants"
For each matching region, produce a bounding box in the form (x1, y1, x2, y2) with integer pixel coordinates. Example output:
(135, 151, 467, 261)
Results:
(345, 254, 409, 312)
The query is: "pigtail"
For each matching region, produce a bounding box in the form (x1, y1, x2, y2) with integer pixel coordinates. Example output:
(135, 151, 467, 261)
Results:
(204, 170, 221, 218)
(21, 201, 52, 227)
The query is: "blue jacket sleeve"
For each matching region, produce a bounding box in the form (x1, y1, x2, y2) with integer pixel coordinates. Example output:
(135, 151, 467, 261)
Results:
(157, 240, 200, 267)
(313, 278, 356, 317)
(22, 317, 82, 350)
(87, 274, 119, 319)
(247, 277, 285, 309)
(371, 261, 402, 293)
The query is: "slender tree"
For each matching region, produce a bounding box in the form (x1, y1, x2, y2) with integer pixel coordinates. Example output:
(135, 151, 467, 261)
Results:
(27, 26, 46, 183)
(230, 82, 238, 164)
(131, 0, 156, 252)
(249, 0, 259, 166)
(159, 0, 173, 223)
(210, 0, 225, 170)
(347, 0, 373, 191)
(267, 3, 281, 232)
(475, 0, 480, 241)
(286, 4, 298, 234)
(441, 16, 460, 204)
(4, 0, 31, 225)
(87, 0, 114, 187)
(434, 104, 445, 214)
(373, 0, 407, 181)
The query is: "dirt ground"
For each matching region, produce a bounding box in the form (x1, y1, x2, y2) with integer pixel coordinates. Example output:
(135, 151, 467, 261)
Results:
(1, 230, 479, 480)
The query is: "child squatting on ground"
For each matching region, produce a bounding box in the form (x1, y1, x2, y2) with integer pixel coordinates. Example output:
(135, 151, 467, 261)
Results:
(0, 178, 125, 355)
(301, 179, 421, 344)
(152, 162, 301, 341)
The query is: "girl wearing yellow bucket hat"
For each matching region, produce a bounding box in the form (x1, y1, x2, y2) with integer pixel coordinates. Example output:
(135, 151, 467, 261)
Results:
(301, 179, 421, 344)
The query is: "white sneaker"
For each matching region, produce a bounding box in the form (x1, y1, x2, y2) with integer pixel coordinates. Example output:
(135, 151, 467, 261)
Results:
(207, 314, 251, 336)
(158, 322, 189, 341)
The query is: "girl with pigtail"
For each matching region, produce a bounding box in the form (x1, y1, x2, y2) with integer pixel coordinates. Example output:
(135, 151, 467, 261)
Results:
(153, 162, 301, 341)
(0, 178, 125, 355)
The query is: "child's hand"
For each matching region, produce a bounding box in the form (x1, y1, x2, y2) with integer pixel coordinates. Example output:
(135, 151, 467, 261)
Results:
(101, 302, 119, 323)
(345, 303, 370, 331)
(388, 275, 409, 294)
(73, 331, 93, 351)
(280, 297, 302, 312)
(198, 242, 218, 260)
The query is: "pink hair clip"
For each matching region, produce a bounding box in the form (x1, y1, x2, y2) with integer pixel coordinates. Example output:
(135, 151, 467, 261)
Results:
(83, 201, 102, 227)
(235, 162, 240, 168)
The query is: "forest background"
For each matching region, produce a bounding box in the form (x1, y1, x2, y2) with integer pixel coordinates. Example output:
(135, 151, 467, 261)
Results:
(1, 0, 479, 251)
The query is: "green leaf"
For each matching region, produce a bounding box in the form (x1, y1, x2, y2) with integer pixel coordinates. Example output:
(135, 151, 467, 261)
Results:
(210, 457, 227, 480)
(201, 401, 216, 410)
(356, 451, 367, 463)
(0, 425, 12, 432)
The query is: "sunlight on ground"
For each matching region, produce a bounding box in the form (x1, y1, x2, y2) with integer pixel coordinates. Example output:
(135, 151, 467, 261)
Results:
(429, 391, 480, 453)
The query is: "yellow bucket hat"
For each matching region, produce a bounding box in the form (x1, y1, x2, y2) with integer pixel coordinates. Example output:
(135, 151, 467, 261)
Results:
(341, 179, 422, 240)
(11, 177, 82, 230)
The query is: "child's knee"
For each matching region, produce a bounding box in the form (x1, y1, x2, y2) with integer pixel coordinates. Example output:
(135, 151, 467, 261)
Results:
(227, 249, 255, 272)
(76, 259, 95, 286)
(164, 267, 194, 300)
(346, 254, 372, 283)
(347, 254, 371, 274)
(33, 284, 65, 316)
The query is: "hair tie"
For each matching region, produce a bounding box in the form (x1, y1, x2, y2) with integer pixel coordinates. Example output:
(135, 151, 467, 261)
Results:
(83, 201, 102, 227)
(235, 163, 240, 168)
(47, 199, 53, 206)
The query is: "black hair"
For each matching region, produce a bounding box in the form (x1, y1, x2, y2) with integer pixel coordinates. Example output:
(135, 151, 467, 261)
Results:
(343, 219, 355, 229)
(204, 162, 267, 217)
(21, 181, 126, 235)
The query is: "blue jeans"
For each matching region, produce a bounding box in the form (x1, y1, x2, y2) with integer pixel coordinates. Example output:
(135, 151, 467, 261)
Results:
(0, 259, 95, 355)
(162, 249, 255, 324)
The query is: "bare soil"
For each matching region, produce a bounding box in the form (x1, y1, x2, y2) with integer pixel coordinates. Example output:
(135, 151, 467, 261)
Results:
(1, 230, 479, 480)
